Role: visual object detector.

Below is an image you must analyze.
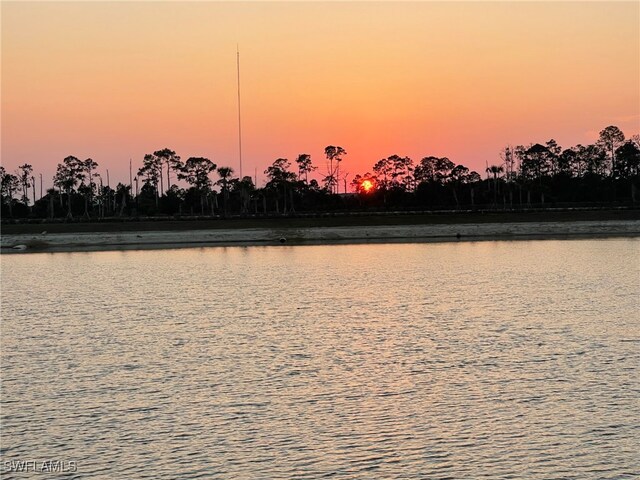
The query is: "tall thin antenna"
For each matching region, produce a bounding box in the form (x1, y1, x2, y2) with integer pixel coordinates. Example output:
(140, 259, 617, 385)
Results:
(237, 44, 243, 179)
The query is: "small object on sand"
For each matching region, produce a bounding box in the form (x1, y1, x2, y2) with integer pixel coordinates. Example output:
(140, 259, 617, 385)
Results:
(279, 237, 286, 244)
(12, 244, 27, 250)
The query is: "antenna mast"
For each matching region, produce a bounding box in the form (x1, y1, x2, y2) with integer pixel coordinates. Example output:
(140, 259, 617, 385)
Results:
(237, 45, 243, 179)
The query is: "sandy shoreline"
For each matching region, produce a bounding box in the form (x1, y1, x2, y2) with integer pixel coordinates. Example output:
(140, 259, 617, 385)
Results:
(2, 220, 639, 253)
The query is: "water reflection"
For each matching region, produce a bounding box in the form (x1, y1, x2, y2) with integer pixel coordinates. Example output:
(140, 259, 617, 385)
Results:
(1, 239, 639, 479)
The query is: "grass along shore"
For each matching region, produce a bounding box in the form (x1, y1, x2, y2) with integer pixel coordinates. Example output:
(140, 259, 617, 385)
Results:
(2, 208, 639, 235)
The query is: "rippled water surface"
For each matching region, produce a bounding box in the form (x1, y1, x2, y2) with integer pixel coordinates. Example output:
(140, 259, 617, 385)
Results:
(2, 239, 639, 479)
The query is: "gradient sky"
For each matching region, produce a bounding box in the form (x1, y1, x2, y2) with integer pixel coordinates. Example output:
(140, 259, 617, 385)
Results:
(2, 1, 639, 189)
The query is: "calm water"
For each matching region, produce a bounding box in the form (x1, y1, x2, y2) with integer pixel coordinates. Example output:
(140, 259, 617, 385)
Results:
(1, 239, 639, 479)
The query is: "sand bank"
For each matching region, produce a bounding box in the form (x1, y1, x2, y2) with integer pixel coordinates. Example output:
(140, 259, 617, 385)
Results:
(2, 220, 639, 254)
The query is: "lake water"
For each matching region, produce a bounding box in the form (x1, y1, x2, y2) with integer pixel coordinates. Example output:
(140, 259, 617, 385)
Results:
(1, 239, 639, 479)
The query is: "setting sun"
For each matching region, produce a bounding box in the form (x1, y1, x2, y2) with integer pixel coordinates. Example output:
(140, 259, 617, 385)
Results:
(361, 179, 374, 193)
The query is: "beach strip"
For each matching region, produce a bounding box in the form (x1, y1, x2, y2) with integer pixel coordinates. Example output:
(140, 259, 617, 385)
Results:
(2, 220, 639, 253)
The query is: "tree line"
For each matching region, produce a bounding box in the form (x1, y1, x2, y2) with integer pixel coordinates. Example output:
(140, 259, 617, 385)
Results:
(1, 126, 639, 220)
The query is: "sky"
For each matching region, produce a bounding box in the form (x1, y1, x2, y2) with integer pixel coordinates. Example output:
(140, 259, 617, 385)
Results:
(2, 1, 639, 189)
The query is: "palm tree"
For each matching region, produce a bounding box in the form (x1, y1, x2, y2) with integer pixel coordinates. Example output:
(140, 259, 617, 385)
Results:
(486, 164, 504, 205)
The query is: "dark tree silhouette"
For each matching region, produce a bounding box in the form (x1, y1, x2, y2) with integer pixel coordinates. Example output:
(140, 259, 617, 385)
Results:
(80, 158, 99, 218)
(216, 166, 234, 216)
(616, 141, 640, 178)
(598, 126, 625, 176)
(154, 148, 182, 190)
(295, 154, 315, 183)
(324, 146, 346, 194)
(54, 156, 84, 219)
(178, 157, 217, 214)
(138, 154, 162, 207)
(4, 124, 638, 220)
(375, 155, 413, 190)
(265, 158, 297, 213)
(115, 183, 132, 217)
(414, 156, 439, 184)
(449, 164, 478, 207)
(0, 166, 20, 217)
(486, 164, 504, 204)
(17, 164, 33, 205)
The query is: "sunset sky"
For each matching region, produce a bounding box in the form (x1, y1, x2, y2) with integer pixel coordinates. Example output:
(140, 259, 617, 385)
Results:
(2, 1, 639, 189)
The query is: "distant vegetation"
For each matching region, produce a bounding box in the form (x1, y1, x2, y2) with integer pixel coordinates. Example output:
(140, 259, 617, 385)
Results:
(1, 126, 639, 220)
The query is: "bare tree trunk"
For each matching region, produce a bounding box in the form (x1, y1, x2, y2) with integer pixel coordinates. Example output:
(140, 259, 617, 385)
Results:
(329, 159, 333, 193)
